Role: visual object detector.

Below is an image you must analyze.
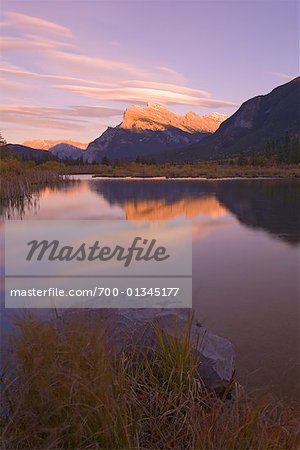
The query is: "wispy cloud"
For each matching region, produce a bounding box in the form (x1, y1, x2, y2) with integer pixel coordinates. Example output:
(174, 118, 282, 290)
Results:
(0, 104, 122, 123)
(1, 11, 236, 106)
(1, 57, 236, 108)
(1, 11, 73, 38)
(0, 61, 115, 87)
(0, 77, 25, 91)
(55, 84, 237, 108)
(156, 66, 187, 85)
(0, 36, 71, 51)
(1, 113, 87, 131)
(46, 50, 161, 81)
(123, 80, 211, 98)
(268, 72, 297, 81)
(1, 11, 238, 141)
(0, 105, 123, 135)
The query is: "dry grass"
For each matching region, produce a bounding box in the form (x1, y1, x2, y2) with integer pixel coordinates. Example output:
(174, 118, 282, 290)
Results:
(1, 314, 299, 450)
(64, 161, 300, 179)
(0, 159, 67, 199)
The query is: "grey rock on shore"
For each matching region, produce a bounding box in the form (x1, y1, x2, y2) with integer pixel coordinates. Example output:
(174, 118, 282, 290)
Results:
(63, 308, 235, 390)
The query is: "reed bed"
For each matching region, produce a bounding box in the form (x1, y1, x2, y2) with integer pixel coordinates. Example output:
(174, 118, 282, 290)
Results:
(1, 314, 299, 450)
(0, 160, 71, 218)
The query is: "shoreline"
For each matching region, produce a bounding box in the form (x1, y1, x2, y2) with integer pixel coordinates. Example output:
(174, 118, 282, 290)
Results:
(90, 175, 299, 180)
(64, 163, 300, 179)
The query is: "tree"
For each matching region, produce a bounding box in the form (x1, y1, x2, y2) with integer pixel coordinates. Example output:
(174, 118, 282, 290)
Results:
(237, 150, 247, 165)
(290, 134, 300, 164)
(0, 131, 7, 147)
(101, 156, 110, 165)
(283, 131, 291, 163)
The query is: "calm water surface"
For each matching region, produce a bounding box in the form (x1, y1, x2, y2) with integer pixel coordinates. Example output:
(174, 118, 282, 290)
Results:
(1, 177, 299, 399)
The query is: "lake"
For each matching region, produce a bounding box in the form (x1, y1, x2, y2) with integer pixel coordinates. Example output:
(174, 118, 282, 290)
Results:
(1, 176, 299, 400)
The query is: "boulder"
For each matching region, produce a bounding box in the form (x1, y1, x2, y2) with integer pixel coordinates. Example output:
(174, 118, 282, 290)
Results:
(62, 308, 235, 390)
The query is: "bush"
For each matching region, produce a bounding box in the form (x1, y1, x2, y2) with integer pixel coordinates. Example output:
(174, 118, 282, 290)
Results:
(39, 160, 66, 171)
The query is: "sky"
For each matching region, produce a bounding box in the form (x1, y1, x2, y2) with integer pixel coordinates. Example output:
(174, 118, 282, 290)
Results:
(0, 0, 299, 144)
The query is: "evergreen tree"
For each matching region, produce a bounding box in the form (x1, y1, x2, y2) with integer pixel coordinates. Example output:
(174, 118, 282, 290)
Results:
(101, 155, 109, 165)
(0, 131, 7, 146)
(237, 150, 247, 165)
(283, 131, 291, 162)
(290, 134, 300, 163)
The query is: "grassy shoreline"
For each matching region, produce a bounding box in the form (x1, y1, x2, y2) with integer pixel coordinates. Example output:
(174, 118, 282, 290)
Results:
(1, 155, 299, 180)
(63, 162, 300, 179)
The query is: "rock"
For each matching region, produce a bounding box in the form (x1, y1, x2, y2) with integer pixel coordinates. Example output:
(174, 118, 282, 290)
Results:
(62, 308, 235, 390)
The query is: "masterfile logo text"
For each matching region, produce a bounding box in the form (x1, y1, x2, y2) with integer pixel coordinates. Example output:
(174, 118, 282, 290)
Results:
(5, 220, 192, 308)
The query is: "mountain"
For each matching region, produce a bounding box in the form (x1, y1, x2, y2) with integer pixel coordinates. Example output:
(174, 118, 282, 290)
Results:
(160, 77, 300, 162)
(3, 142, 84, 162)
(84, 104, 227, 163)
(48, 143, 85, 160)
(22, 139, 87, 150)
(121, 103, 226, 133)
(4, 144, 55, 161)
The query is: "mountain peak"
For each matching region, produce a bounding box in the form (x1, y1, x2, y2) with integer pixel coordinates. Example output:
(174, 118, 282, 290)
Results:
(22, 139, 87, 150)
(121, 104, 227, 133)
(146, 102, 167, 110)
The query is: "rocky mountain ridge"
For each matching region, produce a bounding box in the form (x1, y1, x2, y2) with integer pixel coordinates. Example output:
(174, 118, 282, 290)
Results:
(120, 103, 227, 133)
(158, 77, 300, 162)
(83, 105, 227, 162)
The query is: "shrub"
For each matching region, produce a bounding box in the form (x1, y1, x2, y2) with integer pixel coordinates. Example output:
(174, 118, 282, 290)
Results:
(39, 161, 66, 171)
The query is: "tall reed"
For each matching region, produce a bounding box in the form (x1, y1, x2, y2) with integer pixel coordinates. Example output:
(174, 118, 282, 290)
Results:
(0, 159, 71, 218)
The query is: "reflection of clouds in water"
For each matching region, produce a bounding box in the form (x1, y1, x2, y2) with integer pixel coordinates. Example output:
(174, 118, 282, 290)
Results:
(23, 180, 124, 220)
(192, 217, 235, 242)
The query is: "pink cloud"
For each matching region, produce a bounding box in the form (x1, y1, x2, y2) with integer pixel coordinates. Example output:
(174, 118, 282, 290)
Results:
(2, 11, 73, 38)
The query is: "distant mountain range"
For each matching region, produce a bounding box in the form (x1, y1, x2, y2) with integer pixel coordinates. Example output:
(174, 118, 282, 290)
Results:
(83, 104, 226, 163)
(7, 77, 300, 163)
(22, 139, 87, 150)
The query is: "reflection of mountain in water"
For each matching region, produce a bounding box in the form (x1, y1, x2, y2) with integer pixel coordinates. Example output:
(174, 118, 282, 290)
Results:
(90, 180, 225, 219)
(90, 179, 300, 244)
(216, 180, 300, 244)
(123, 196, 227, 220)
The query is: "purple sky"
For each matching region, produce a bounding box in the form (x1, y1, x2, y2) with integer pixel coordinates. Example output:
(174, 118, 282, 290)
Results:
(1, 0, 299, 144)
